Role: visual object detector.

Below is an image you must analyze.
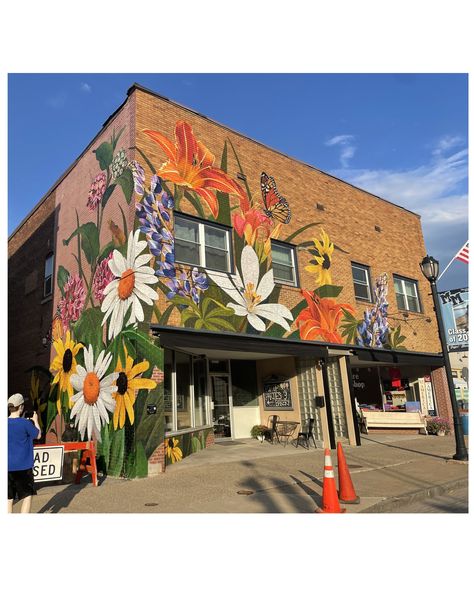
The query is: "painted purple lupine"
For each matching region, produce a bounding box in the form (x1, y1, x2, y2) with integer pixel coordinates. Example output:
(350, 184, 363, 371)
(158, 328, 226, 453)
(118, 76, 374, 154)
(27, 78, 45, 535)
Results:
(129, 160, 145, 196)
(135, 175, 175, 279)
(356, 273, 390, 348)
(163, 266, 209, 305)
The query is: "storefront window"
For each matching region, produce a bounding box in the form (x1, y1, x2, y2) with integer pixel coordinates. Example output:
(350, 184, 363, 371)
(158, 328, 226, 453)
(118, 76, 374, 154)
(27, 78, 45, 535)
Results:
(176, 352, 192, 430)
(164, 349, 173, 431)
(230, 360, 259, 406)
(193, 358, 208, 425)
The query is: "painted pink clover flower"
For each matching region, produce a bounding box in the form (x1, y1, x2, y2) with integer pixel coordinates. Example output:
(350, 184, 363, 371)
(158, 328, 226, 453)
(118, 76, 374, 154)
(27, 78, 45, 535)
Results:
(92, 253, 115, 304)
(58, 274, 86, 330)
(87, 172, 107, 211)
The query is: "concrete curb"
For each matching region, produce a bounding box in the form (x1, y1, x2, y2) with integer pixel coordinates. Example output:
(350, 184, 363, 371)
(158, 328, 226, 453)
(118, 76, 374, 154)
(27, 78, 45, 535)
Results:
(359, 477, 469, 513)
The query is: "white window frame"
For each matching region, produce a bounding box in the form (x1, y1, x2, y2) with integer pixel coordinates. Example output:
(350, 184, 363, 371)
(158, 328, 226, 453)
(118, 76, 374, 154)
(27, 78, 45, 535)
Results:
(351, 262, 372, 302)
(271, 240, 298, 286)
(174, 213, 232, 273)
(393, 275, 421, 313)
(44, 253, 54, 298)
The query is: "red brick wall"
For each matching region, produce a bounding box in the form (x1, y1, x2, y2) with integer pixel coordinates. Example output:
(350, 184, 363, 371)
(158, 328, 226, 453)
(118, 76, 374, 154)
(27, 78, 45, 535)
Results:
(431, 367, 454, 425)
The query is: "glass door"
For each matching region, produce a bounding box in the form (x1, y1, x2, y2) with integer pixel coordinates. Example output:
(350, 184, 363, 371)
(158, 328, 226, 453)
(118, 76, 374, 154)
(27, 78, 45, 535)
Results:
(211, 375, 232, 439)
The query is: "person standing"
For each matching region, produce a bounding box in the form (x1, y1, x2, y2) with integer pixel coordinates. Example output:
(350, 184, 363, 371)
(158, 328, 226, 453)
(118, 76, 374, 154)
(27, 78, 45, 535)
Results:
(8, 393, 41, 513)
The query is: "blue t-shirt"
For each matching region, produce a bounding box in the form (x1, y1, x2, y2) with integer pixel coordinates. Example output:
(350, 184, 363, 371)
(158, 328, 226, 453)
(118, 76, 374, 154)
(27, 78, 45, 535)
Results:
(8, 417, 39, 471)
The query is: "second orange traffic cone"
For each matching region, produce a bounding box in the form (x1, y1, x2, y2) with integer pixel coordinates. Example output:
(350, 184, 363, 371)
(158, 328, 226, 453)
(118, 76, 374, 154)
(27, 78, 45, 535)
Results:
(316, 449, 345, 513)
(337, 442, 360, 504)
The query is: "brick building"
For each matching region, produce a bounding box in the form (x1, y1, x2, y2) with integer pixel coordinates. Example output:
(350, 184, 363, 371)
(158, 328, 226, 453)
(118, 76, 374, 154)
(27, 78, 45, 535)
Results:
(8, 83, 452, 477)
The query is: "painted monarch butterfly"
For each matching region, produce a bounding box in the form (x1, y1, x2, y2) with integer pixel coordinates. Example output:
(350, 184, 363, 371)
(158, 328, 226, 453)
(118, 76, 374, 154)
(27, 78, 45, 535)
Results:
(260, 172, 291, 224)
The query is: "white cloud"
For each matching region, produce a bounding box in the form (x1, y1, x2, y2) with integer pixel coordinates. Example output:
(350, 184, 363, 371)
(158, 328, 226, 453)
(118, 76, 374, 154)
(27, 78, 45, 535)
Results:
(46, 92, 67, 109)
(325, 134, 356, 167)
(80, 82, 92, 93)
(328, 143, 468, 282)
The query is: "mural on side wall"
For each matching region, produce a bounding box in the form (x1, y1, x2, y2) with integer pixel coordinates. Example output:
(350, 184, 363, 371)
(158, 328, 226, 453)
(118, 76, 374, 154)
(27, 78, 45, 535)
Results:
(39, 118, 409, 473)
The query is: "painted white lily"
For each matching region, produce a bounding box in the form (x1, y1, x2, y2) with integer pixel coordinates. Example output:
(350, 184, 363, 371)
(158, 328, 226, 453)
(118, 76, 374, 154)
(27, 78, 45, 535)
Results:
(207, 245, 293, 332)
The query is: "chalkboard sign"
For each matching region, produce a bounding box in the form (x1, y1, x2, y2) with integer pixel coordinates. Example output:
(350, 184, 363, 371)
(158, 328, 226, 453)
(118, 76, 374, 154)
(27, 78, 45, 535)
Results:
(263, 376, 293, 410)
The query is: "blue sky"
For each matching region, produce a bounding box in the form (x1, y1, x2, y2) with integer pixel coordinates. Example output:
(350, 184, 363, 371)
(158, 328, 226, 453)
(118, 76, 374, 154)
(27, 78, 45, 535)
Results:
(8, 73, 468, 290)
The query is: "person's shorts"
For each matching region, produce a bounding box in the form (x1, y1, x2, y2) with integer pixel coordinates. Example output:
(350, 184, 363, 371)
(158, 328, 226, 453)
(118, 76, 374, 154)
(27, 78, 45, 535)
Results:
(8, 469, 36, 501)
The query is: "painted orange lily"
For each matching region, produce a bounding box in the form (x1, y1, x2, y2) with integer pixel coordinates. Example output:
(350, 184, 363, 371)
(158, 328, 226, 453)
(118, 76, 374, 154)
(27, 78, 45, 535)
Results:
(233, 207, 272, 244)
(143, 121, 248, 217)
(296, 289, 355, 343)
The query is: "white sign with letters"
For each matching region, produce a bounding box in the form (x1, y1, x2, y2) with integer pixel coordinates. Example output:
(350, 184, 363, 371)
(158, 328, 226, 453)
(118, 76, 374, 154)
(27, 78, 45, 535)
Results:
(33, 445, 64, 482)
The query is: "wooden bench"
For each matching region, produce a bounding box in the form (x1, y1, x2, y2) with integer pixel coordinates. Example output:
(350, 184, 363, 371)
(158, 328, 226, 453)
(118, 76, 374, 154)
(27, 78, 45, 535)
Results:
(360, 410, 427, 435)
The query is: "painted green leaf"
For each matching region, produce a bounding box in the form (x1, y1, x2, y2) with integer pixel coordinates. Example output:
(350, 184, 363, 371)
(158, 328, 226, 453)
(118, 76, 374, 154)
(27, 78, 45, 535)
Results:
(64, 222, 100, 266)
(99, 241, 116, 262)
(94, 141, 114, 171)
(284, 222, 322, 243)
(45, 384, 59, 434)
(117, 168, 134, 204)
(135, 390, 164, 458)
(159, 304, 175, 326)
(121, 328, 163, 371)
(73, 307, 104, 354)
(135, 441, 149, 478)
(191, 436, 202, 453)
(118, 204, 128, 237)
(227, 138, 253, 201)
(111, 127, 125, 152)
(101, 183, 117, 209)
(57, 265, 70, 296)
(340, 309, 361, 344)
(314, 284, 343, 299)
(183, 190, 205, 218)
(108, 427, 125, 477)
(132, 146, 156, 175)
(291, 299, 308, 317)
(206, 317, 238, 332)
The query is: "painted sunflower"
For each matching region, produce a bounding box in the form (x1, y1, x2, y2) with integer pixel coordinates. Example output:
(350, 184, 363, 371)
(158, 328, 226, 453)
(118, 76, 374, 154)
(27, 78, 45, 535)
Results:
(113, 354, 157, 429)
(50, 331, 84, 413)
(305, 228, 334, 287)
(165, 437, 183, 464)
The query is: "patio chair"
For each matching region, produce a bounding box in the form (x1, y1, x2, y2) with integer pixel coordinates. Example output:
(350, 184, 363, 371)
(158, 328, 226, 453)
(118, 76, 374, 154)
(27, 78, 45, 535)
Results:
(295, 418, 317, 449)
(267, 414, 280, 444)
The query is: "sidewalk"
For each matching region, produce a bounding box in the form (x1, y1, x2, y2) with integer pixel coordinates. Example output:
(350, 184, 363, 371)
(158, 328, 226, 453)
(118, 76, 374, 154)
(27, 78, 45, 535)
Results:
(13, 433, 468, 513)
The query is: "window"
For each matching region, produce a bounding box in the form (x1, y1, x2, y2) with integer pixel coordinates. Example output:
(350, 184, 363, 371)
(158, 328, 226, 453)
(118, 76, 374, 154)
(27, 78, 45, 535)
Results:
(164, 349, 210, 433)
(44, 253, 54, 297)
(271, 241, 298, 285)
(174, 213, 231, 272)
(351, 262, 372, 301)
(393, 275, 421, 312)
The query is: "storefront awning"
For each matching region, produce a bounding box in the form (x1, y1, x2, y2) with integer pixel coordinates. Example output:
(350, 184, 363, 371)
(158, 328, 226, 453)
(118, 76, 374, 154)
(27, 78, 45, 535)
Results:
(353, 348, 444, 367)
(152, 326, 329, 359)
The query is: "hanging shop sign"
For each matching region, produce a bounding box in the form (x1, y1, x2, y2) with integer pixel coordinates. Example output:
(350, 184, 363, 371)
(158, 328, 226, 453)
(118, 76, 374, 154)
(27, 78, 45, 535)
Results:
(33, 445, 64, 482)
(263, 376, 293, 410)
(439, 287, 469, 352)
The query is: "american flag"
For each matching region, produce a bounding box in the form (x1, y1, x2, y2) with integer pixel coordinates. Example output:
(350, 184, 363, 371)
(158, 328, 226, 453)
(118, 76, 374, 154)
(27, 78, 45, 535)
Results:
(455, 241, 469, 264)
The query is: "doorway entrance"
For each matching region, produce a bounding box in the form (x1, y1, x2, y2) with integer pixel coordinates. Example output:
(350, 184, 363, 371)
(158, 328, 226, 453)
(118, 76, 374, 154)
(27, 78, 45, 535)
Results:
(209, 372, 233, 440)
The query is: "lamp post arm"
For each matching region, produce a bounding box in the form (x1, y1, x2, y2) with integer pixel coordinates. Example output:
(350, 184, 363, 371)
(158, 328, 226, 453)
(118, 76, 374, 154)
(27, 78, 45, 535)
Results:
(430, 280, 468, 461)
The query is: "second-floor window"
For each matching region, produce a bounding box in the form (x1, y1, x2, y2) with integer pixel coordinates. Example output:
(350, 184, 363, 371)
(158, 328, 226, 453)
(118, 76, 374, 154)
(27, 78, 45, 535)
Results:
(44, 253, 54, 298)
(174, 213, 232, 273)
(271, 240, 298, 286)
(393, 275, 421, 313)
(351, 262, 372, 301)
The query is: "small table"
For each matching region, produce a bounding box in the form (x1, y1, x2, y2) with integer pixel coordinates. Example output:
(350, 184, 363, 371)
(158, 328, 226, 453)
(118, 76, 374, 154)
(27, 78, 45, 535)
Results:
(275, 421, 299, 447)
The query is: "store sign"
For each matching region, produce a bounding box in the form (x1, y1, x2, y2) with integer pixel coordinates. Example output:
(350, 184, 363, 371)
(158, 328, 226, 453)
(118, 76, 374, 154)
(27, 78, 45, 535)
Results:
(33, 445, 64, 482)
(424, 378, 436, 416)
(263, 376, 293, 410)
(439, 287, 469, 352)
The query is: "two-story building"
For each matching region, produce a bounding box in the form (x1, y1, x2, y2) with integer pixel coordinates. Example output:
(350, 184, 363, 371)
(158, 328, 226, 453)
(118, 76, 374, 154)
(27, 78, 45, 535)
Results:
(8, 83, 451, 478)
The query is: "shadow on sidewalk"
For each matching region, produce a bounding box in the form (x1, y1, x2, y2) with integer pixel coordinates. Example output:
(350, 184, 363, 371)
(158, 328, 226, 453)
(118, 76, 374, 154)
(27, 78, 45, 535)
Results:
(37, 474, 107, 513)
(360, 435, 453, 460)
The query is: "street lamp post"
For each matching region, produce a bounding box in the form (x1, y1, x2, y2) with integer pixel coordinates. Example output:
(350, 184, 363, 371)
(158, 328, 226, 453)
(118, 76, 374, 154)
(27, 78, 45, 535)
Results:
(420, 255, 468, 461)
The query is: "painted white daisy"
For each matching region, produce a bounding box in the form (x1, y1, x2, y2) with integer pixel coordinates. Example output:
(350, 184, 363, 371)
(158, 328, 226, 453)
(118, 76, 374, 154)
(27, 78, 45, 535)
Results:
(101, 229, 159, 339)
(207, 245, 293, 332)
(69, 345, 118, 442)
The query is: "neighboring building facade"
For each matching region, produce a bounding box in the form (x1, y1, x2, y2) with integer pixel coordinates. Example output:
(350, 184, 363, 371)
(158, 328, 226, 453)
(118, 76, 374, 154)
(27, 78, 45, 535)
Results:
(9, 83, 451, 478)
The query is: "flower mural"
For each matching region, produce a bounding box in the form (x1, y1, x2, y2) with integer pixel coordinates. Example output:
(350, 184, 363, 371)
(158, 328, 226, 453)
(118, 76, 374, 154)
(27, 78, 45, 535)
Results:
(101, 229, 159, 339)
(50, 331, 84, 412)
(163, 266, 209, 305)
(58, 274, 86, 331)
(112, 352, 157, 429)
(207, 245, 293, 332)
(92, 253, 115, 304)
(87, 172, 107, 211)
(305, 228, 334, 287)
(143, 121, 247, 218)
(165, 437, 183, 463)
(356, 273, 390, 347)
(69, 346, 118, 442)
(296, 290, 355, 343)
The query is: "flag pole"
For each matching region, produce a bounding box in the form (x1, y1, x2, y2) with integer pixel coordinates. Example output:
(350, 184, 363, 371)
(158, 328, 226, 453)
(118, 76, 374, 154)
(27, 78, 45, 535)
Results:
(437, 254, 457, 281)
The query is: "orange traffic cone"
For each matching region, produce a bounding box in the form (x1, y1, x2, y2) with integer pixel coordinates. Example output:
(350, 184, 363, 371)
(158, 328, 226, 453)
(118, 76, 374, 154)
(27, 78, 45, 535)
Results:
(316, 449, 345, 513)
(337, 442, 360, 504)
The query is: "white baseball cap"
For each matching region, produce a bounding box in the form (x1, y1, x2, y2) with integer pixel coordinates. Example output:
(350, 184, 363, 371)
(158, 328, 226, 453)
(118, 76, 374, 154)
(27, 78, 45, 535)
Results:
(8, 393, 24, 407)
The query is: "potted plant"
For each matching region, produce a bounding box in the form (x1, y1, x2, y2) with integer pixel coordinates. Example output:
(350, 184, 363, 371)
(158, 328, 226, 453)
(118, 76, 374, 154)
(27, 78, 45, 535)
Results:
(426, 416, 451, 436)
(251, 424, 270, 442)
